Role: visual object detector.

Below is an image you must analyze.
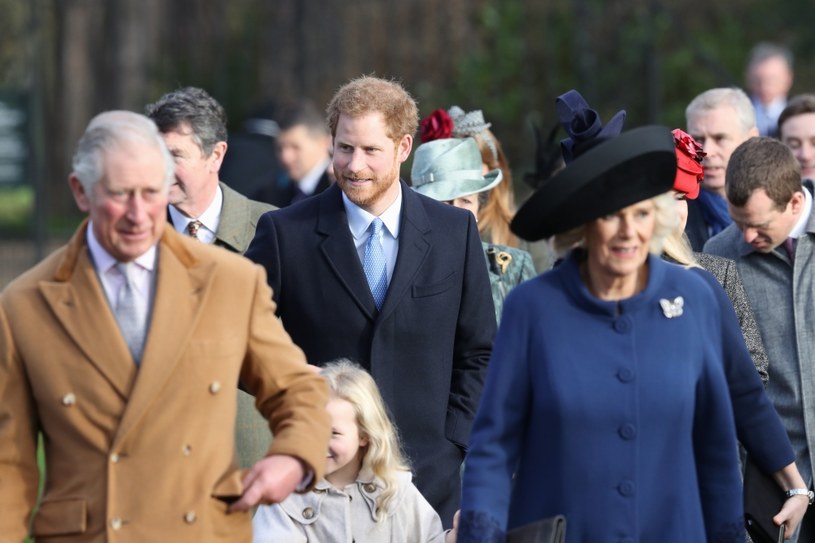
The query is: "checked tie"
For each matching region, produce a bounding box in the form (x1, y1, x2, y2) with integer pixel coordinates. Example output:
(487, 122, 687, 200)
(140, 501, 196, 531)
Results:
(363, 218, 388, 310)
(114, 262, 146, 364)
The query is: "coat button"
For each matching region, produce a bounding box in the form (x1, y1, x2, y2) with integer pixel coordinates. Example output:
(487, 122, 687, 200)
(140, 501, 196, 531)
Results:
(618, 424, 637, 440)
(110, 517, 123, 530)
(363, 483, 376, 493)
(617, 368, 635, 383)
(618, 480, 635, 496)
(182, 444, 192, 456)
(61, 393, 76, 406)
(613, 318, 631, 333)
(302, 507, 315, 519)
(209, 381, 221, 394)
(110, 453, 120, 463)
(184, 511, 197, 524)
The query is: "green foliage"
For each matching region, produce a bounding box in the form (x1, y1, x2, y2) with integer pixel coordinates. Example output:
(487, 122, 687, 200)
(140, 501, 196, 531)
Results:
(0, 185, 34, 235)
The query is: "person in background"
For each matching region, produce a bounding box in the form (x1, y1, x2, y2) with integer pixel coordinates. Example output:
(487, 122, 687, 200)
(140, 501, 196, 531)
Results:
(459, 97, 744, 542)
(410, 137, 535, 323)
(778, 94, 815, 180)
(254, 100, 333, 207)
(0, 111, 330, 542)
(684, 87, 759, 251)
(746, 42, 794, 137)
(145, 86, 276, 471)
(665, 129, 808, 539)
(705, 136, 815, 541)
(253, 360, 456, 543)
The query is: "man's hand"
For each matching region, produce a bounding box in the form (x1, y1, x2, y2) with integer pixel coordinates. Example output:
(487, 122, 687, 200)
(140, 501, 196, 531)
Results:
(773, 496, 809, 539)
(229, 454, 306, 512)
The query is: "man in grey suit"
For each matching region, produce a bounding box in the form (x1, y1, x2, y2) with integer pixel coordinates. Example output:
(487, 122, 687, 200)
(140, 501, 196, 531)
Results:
(145, 87, 275, 468)
(704, 136, 815, 541)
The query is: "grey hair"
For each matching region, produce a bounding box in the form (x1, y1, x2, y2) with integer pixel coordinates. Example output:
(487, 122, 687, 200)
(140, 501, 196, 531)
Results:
(72, 110, 175, 192)
(685, 88, 756, 135)
(144, 86, 227, 156)
(552, 192, 678, 258)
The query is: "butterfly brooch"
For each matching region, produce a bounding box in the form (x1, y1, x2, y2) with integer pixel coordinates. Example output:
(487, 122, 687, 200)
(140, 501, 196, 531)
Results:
(659, 296, 684, 319)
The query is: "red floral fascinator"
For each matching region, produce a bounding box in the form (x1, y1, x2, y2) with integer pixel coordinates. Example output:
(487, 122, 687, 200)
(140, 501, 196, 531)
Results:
(420, 109, 454, 143)
(672, 128, 705, 200)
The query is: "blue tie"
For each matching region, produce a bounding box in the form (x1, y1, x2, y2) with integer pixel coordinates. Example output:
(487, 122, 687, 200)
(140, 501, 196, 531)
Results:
(363, 218, 388, 310)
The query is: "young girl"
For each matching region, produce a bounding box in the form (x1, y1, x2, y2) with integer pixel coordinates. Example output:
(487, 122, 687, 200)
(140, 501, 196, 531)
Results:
(252, 360, 455, 543)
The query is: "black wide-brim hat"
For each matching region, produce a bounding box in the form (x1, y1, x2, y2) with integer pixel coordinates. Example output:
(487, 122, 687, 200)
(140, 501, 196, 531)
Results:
(511, 125, 677, 241)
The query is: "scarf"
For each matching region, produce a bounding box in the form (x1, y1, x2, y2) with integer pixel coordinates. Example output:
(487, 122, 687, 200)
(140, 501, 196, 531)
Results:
(696, 189, 732, 236)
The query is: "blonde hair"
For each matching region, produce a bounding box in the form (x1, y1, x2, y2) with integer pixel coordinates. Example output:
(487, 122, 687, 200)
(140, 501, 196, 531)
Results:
(320, 360, 410, 522)
(552, 192, 678, 258)
(326, 76, 418, 142)
(661, 230, 701, 268)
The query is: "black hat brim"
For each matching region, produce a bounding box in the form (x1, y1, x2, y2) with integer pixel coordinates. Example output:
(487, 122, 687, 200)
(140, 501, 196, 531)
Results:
(511, 125, 677, 241)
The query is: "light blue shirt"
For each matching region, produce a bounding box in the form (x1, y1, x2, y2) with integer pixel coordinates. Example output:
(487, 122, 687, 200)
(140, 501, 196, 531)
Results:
(342, 186, 402, 283)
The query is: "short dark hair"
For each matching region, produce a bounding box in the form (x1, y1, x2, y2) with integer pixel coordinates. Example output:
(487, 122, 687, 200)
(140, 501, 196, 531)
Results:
(276, 100, 329, 136)
(726, 137, 802, 209)
(747, 42, 794, 71)
(144, 86, 227, 155)
(778, 94, 815, 137)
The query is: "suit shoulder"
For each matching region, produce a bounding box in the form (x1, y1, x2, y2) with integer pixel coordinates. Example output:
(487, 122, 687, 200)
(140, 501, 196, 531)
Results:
(703, 225, 741, 257)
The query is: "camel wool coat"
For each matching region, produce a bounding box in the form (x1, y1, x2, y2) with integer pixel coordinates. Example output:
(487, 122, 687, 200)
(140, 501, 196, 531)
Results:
(0, 222, 331, 543)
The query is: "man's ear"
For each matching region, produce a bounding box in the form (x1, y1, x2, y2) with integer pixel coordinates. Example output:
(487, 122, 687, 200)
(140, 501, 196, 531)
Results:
(397, 134, 413, 163)
(209, 141, 228, 173)
(790, 190, 806, 215)
(69, 175, 91, 213)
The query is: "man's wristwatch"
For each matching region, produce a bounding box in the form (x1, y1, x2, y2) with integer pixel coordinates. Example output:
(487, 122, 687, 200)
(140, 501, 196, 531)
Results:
(785, 488, 815, 505)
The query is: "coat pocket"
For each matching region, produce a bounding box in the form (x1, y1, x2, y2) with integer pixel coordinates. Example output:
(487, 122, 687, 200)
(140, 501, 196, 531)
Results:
(31, 496, 87, 537)
(411, 271, 457, 298)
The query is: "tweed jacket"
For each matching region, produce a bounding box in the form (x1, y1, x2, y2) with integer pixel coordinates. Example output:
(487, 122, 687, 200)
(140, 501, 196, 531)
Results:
(252, 471, 446, 543)
(704, 182, 815, 496)
(694, 252, 769, 383)
(0, 223, 330, 543)
(213, 181, 278, 469)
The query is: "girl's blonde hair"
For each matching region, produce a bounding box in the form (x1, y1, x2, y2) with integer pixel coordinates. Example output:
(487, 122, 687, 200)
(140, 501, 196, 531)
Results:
(320, 360, 410, 521)
(661, 229, 701, 268)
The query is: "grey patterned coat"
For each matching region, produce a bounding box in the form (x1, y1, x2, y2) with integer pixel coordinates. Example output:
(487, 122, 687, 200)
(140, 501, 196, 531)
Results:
(483, 243, 536, 324)
(704, 182, 815, 509)
(695, 252, 769, 384)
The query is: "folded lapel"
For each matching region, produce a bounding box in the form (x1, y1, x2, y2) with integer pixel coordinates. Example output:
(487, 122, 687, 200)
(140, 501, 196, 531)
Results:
(316, 186, 377, 319)
(378, 184, 431, 321)
(40, 247, 137, 399)
(113, 231, 213, 447)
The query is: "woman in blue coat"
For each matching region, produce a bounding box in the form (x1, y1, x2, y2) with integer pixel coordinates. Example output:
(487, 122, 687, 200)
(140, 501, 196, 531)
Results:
(457, 95, 744, 542)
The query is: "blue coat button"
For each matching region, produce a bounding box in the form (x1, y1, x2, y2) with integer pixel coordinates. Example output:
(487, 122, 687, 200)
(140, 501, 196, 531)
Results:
(613, 318, 631, 333)
(618, 480, 635, 496)
(619, 424, 637, 439)
(617, 368, 635, 382)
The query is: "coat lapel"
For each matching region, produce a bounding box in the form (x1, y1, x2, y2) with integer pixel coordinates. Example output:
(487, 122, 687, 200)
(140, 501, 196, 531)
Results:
(39, 223, 137, 399)
(316, 185, 377, 319)
(378, 184, 431, 321)
(112, 229, 213, 447)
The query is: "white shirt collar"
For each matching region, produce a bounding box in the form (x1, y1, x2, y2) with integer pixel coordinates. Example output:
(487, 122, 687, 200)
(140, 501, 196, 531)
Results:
(86, 221, 157, 273)
(297, 158, 331, 196)
(342, 184, 402, 241)
(789, 185, 812, 239)
(168, 184, 223, 243)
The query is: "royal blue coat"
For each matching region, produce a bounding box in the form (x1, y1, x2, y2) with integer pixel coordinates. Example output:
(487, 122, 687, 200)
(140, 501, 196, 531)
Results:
(459, 252, 744, 543)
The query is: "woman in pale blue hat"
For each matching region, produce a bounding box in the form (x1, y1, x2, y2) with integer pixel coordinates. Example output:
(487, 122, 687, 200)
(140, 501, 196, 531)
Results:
(411, 137, 536, 323)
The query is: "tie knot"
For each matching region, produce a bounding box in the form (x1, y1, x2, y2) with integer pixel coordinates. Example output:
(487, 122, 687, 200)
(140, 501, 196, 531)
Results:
(370, 217, 384, 237)
(115, 262, 135, 283)
(187, 220, 203, 239)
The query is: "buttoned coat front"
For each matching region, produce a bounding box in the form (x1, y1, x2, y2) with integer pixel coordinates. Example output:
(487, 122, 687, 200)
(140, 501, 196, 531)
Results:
(0, 223, 331, 543)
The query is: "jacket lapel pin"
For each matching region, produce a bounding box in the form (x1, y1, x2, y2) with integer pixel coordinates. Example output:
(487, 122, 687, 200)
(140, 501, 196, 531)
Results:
(659, 296, 684, 318)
